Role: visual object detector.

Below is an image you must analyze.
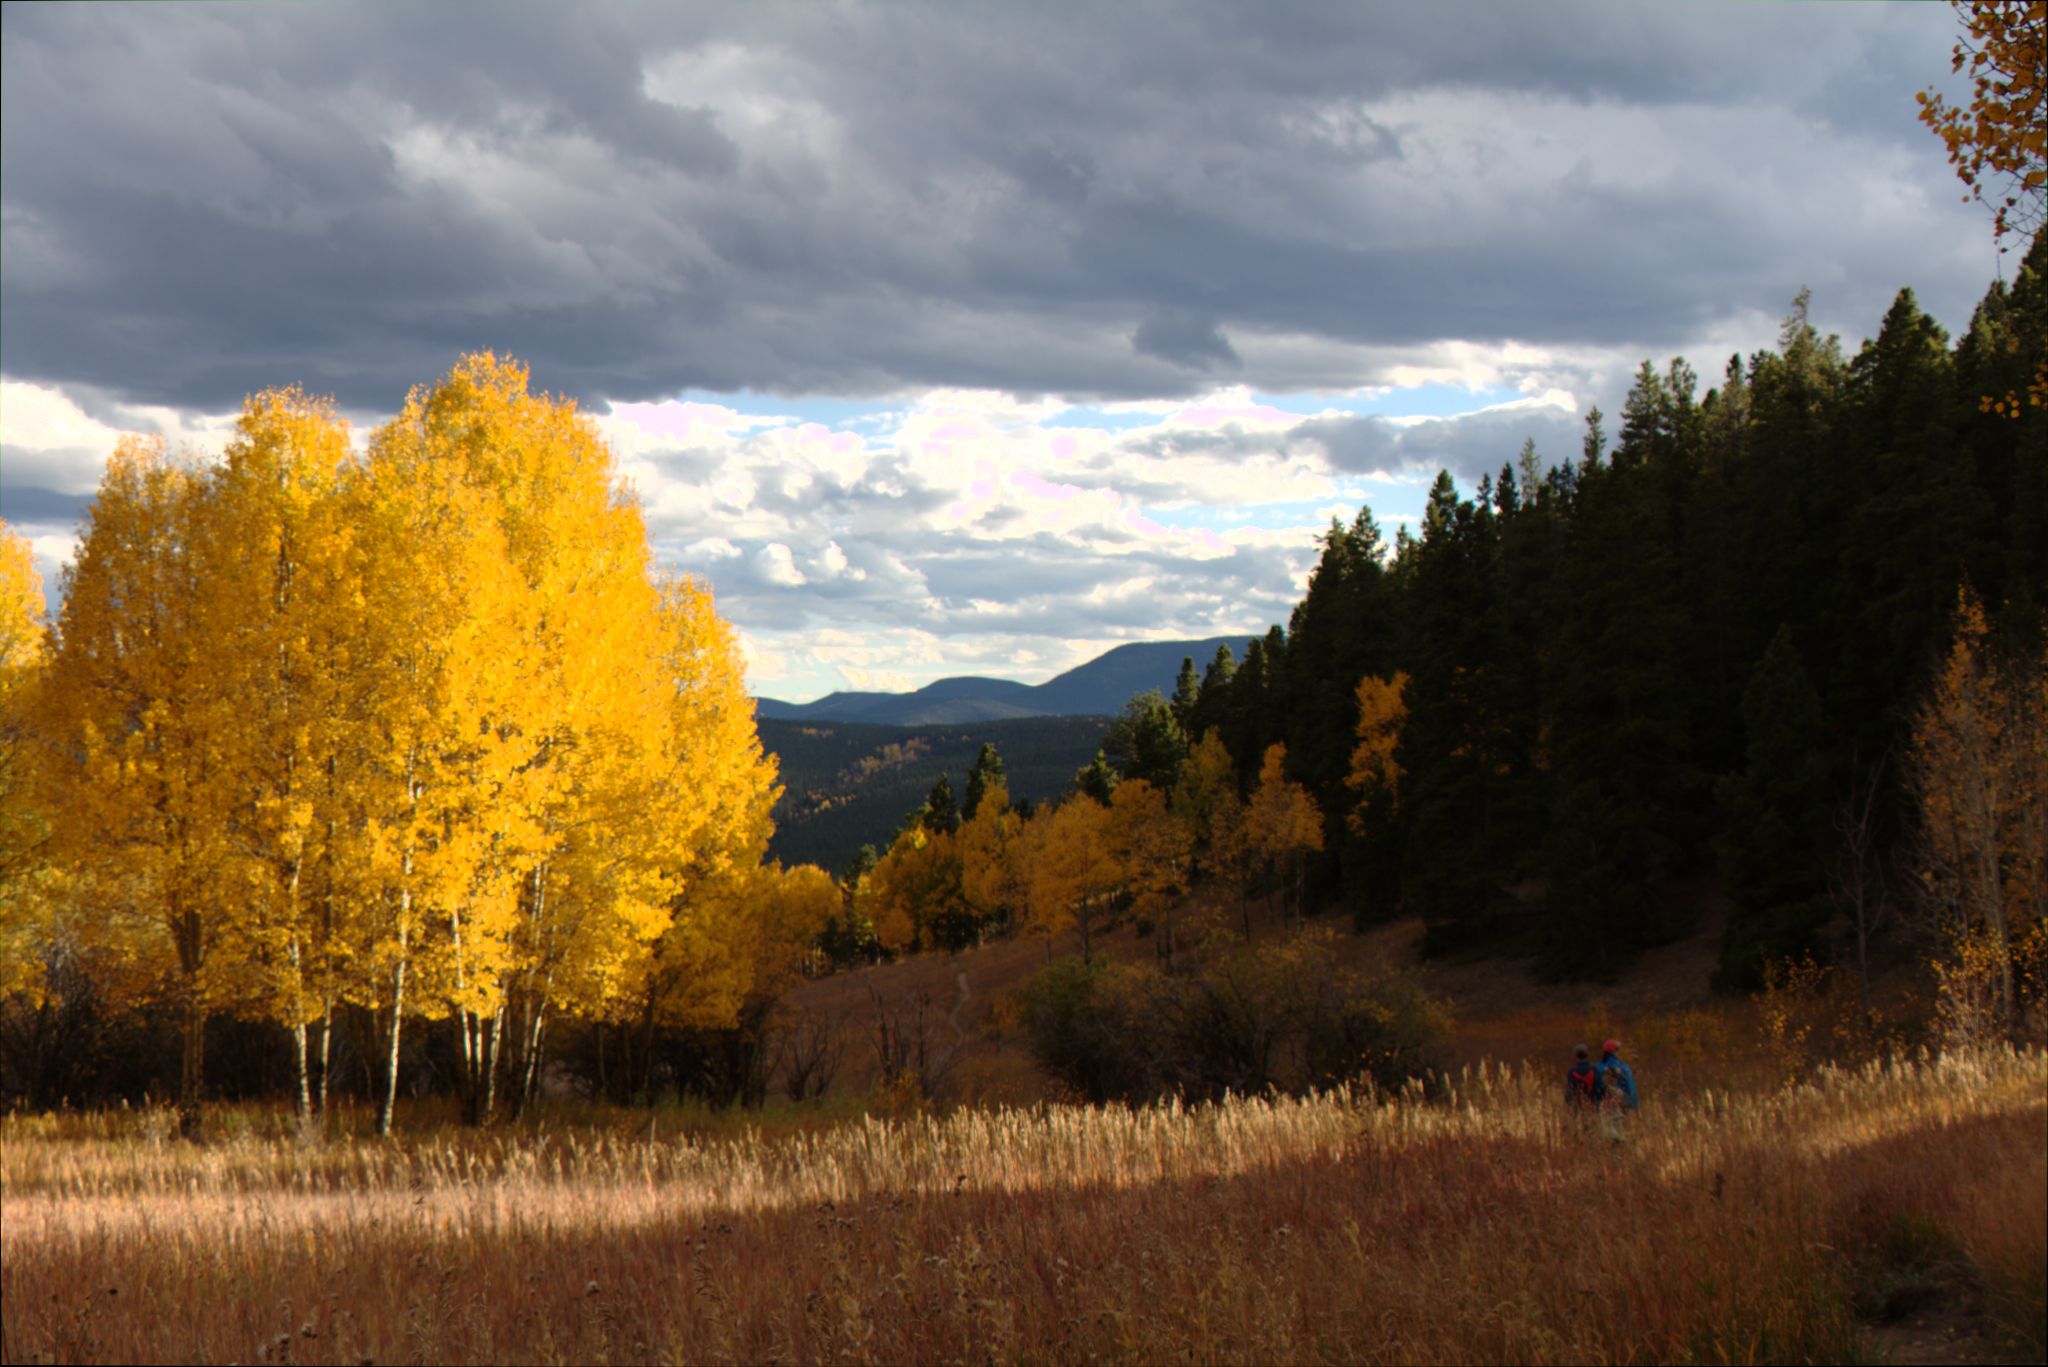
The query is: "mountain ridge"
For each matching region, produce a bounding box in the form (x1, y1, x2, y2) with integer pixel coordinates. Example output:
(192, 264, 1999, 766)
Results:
(755, 635, 1257, 725)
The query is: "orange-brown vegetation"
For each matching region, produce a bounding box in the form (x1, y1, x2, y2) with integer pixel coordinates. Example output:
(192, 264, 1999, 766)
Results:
(3, 1045, 2040, 1365)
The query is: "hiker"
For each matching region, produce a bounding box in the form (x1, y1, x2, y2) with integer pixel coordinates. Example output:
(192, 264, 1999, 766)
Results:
(1565, 1044, 1604, 1113)
(1598, 1039, 1638, 1111)
(1599, 1063, 1629, 1143)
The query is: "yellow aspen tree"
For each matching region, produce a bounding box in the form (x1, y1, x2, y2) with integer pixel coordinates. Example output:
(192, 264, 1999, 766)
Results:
(1909, 586, 2048, 1033)
(1918, 1, 2046, 250)
(958, 779, 1027, 937)
(343, 406, 532, 1136)
(1918, 1, 2048, 414)
(1025, 796, 1121, 962)
(355, 354, 646, 1121)
(1346, 672, 1409, 832)
(632, 573, 779, 1006)
(1247, 742, 1324, 925)
(41, 438, 240, 1136)
(606, 859, 832, 1105)
(864, 825, 941, 955)
(372, 355, 771, 1121)
(604, 571, 781, 1101)
(1110, 778, 1192, 962)
(1174, 729, 1251, 934)
(195, 389, 357, 1128)
(739, 862, 838, 1003)
(705, 860, 837, 1101)
(0, 522, 52, 1001)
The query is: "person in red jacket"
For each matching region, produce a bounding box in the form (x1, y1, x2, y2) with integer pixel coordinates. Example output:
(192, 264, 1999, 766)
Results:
(1565, 1043, 1604, 1112)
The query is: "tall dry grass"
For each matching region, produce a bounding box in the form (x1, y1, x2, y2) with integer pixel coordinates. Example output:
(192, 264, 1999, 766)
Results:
(3, 1047, 2042, 1364)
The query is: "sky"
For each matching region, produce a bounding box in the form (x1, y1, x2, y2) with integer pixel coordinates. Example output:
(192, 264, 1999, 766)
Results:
(0, 1, 2000, 702)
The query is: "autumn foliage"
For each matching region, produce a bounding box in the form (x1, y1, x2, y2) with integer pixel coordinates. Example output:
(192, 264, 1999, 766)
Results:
(0, 357, 797, 1136)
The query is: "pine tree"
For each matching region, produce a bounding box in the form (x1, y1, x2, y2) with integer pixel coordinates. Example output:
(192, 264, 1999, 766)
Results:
(922, 773, 962, 835)
(961, 742, 1005, 821)
(1103, 689, 1188, 789)
(1170, 657, 1201, 735)
(1714, 625, 1835, 988)
(1187, 644, 1237, 743)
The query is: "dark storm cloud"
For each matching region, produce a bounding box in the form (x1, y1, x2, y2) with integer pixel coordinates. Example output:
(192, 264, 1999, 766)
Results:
(1131, 312, 1242, 372)
(0, 484, 92, 527)
(1, 1, 1979, 414)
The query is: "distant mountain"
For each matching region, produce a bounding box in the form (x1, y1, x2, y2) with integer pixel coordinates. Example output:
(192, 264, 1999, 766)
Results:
(755, 675, 1039, 725)
(755, 635, 1255, 725)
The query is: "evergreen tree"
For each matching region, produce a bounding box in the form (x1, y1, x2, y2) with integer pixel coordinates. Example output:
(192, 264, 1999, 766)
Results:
(1539, 372, 1701, 975)
(1714, 625, 1834, 988)
(1170, 657, 1201, 735)
(920, 773, 961, 836)
(962, 742, 1005, 821)
(1103, 689, 1188, 790)
(1072, 752, 1119, 805)
(1831, 289, 1978, 765)
(1187, 644, 1237, 743)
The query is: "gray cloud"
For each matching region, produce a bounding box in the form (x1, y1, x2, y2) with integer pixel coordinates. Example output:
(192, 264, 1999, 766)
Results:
(1132, 312, 1242, 372)
(0, 484, 93, 527)
(0, 1, 1985, 415)
(1297, 405, 1589, 488)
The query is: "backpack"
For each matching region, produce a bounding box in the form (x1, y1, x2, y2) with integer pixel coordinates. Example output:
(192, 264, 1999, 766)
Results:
(1567, 1060, 1602, 1108)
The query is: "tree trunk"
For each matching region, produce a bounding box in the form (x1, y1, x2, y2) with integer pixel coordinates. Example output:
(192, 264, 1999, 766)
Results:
(637, 992, 659, 1106)
(377, 956, 406, 1139)
(484, 1008, 502, 1120)
(518, 1004, 547, 1114)
(292, 1018, 312, 1128)
(315, 1002, 332, 1122)
(179, 988, 206, 1141)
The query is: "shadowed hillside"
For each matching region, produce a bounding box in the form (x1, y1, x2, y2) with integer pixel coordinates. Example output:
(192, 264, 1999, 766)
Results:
(760, 715, 1111, 871)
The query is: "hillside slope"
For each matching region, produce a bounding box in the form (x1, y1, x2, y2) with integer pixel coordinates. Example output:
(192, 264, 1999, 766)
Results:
(781, 894, 1730, 1107)
(760, 714, 1110, 871)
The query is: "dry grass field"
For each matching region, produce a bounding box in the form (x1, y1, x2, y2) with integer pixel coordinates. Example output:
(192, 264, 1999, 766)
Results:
(4, 1044, 2042, 1365)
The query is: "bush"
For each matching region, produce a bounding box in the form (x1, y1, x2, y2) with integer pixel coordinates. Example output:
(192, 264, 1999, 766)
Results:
(1015, 929, 1448, 1103)
(1014, 956, 1158, 1102)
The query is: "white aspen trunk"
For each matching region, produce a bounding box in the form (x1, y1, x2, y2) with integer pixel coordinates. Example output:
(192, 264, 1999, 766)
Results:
(286, 915, 310, 1126)
(522, 1005, 547, 1110)
(315, 1001, 332, 1122)
(291, 1018, 311, 1126)
(378, 951, 406, 1139)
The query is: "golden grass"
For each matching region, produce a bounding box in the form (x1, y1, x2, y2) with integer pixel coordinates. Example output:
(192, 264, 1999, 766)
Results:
(3, 1047, 2043, 1365)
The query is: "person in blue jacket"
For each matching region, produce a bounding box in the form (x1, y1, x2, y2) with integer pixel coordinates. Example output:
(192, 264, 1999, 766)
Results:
(1598, 1038, 1638, 1110)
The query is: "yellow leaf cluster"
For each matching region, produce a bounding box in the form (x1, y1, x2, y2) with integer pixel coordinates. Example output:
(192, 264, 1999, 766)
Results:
(1347, 671, 1410, 835)
(21, 357, 783, 1126)
(1917, 0, 2047, 246)
(1908, 585, 2048, 1033)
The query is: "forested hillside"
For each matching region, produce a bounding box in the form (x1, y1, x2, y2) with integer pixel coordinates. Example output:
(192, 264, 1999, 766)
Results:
(757, 245, 2046, 1007)
(760, 715, 1110, 871)
(1212, 245, 2047, 987)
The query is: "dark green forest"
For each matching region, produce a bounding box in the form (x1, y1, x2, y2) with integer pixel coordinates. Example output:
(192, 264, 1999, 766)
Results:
(767, 246, 2045, 993)
(1108, 246, 2047, 988)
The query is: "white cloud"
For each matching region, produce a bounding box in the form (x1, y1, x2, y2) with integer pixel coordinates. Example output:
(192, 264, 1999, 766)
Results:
(753, 542, 807, 587)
